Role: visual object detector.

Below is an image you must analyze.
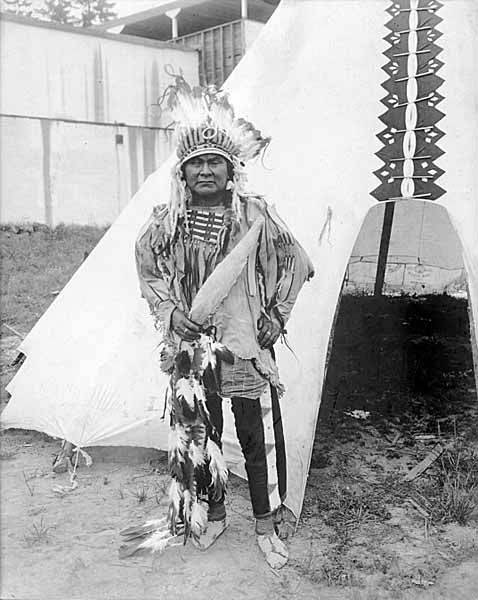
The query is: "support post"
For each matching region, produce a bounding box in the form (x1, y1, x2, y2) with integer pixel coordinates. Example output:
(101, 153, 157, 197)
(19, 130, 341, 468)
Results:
(466, 287, 478, 396)
(40, 119, 53, 227)
(374, 201, 395, 296)
(166, 8, 181, 39)
(241, 0, 248, 19)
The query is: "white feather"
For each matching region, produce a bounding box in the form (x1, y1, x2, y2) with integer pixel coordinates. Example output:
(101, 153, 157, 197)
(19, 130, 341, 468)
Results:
(143, 517, 167, 529)
(198, 335, 216, 371)
(138, 529, 176, 553)
(190, 500, 208, 537)
(211, 341, 228, 354)
(191, 379, 206, 403)
(169, 478, 182, 510)
(168, 425, 188, 463)
(175, 377, 195, 408)
(183, 489, 193, 524)
(189, 440, 206, 467)
(207, 438, 228, 490)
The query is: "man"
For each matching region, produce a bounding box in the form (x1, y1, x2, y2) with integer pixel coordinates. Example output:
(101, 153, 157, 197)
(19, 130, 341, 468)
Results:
(134, 79, 313, 569)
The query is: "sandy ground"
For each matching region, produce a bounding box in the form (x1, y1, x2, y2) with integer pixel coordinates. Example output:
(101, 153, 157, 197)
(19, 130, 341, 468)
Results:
(0, 430, 337, 600)
(2, 293, 478, 600)
(1, 427, 478, 600)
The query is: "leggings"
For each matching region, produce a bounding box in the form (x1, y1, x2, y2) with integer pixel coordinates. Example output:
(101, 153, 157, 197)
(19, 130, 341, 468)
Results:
(206, 387, 287, 519)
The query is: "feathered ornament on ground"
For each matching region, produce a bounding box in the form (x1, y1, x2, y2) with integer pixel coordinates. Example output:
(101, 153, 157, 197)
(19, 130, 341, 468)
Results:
(119, 330, 231, 558)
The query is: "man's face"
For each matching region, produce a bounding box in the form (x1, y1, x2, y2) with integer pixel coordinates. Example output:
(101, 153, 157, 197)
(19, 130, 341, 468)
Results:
(183, 154, 229, 197)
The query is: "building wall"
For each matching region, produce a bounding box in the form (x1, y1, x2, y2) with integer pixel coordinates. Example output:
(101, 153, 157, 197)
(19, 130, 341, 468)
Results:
(0, 16, 198, 224)
(0, 115, 174, 225)
(0, 16, 198, 127)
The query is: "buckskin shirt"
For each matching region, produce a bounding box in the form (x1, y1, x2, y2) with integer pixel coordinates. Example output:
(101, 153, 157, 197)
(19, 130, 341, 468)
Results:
(135, 193, 314, 398)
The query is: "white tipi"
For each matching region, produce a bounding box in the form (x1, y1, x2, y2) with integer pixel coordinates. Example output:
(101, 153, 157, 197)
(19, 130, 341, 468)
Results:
(2, 0, 477, 517)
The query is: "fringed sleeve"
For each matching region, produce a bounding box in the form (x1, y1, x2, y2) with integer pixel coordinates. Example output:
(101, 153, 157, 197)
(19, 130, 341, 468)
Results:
(135, 208, 178, 335)
(260, 200, 314, 328)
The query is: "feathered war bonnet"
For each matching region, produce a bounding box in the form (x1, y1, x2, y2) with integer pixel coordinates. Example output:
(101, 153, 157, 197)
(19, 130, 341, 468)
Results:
(162, 74, 271, 234)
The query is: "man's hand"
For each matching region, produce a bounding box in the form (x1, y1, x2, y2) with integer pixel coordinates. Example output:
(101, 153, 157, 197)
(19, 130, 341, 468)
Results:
(257, 315, 282, 349)
(171, 308, 201, 342)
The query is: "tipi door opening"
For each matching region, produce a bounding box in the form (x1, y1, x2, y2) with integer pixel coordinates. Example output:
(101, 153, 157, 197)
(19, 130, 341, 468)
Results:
(301, 200, 477, 537)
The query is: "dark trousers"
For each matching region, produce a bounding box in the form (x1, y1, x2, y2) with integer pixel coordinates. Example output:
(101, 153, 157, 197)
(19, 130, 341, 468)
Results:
(206, 387, 287, 519)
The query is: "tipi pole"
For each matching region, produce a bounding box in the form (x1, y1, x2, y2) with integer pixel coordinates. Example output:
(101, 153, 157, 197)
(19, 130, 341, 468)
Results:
(466, 286, 478, 395)
(374, 202, 395, 296)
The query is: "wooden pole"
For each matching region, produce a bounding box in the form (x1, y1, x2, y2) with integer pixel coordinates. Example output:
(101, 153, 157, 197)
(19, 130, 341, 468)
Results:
(466, 286, 478, 396)
(166, 8, 181, 39)
(374, 201, 395, 296)
(241, 0, 248, 19)
(172, 17, 178, 39)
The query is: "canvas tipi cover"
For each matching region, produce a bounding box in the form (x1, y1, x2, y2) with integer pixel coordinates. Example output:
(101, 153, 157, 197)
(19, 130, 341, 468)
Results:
(3, 0, 478, 517)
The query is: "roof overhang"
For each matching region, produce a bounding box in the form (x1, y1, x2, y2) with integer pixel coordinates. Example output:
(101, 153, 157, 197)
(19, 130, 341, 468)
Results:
(92, 0, 277, 40)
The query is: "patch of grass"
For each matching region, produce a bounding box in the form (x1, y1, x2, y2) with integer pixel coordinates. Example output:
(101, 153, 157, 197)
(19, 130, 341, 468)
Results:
(320, 551, 362, 587)
(132, 485, 149, 503)
(0, 225, 107, 333)
(432, 444, 478, 525)
(22, 469, 36, 496)
(314, 484, 391, 529)
(300, 482, 395, 588)
(24, 517, 52, 545)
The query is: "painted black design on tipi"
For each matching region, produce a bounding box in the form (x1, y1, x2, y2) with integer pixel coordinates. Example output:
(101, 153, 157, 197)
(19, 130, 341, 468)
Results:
(372, 0, 445, 202)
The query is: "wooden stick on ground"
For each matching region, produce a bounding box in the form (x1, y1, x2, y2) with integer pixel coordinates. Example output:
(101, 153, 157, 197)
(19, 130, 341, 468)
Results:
(402, 443, 444, 482)
(1, 322, 25, 339)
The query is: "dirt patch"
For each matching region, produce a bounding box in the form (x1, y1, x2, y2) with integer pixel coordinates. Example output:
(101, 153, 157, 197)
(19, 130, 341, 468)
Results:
(0, 429, 344, 600)
(3, 428, 476, 600)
